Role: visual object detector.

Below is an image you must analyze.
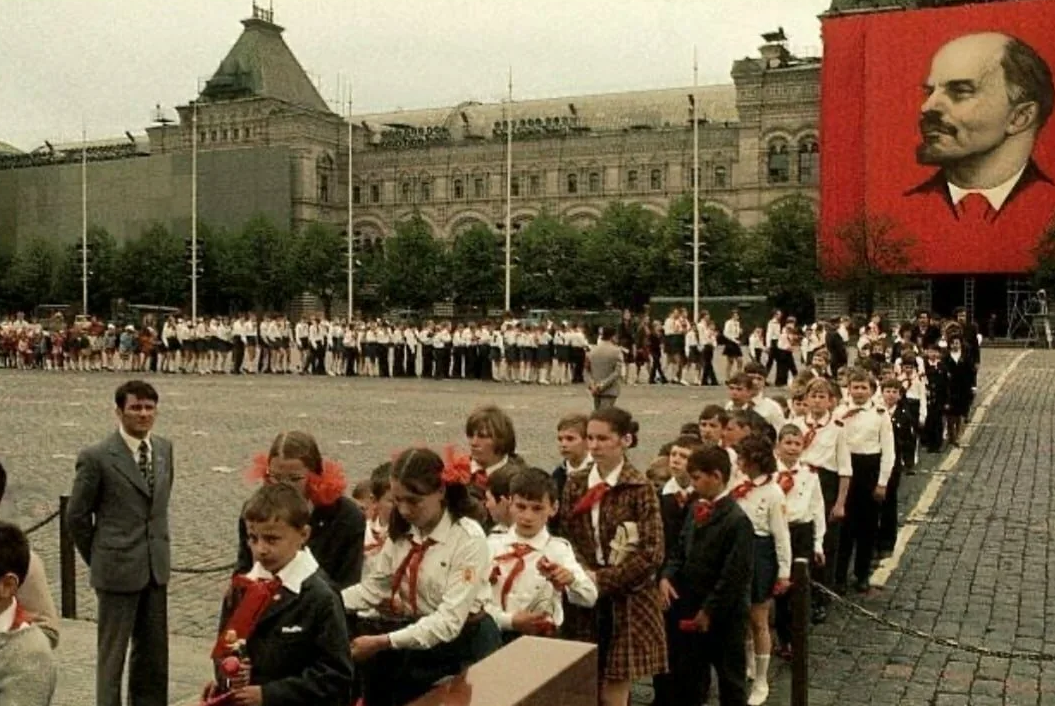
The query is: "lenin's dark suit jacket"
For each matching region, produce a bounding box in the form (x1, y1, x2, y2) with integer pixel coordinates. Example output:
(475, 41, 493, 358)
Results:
(67, 430, 174, 706)
(903, 160, 1055, 270)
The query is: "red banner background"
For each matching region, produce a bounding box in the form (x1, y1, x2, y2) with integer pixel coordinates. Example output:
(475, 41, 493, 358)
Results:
(820, 0, 1055, 275)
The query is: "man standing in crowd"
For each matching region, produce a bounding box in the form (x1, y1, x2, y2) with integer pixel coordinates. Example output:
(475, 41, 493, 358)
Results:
(586, 326, 622, 410)
(67, 380, 173, 706)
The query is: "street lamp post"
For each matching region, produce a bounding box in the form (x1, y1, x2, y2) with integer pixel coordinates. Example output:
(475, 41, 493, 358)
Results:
(504, 67, 513, 313)
(347, 93, 355, 320)
(81, 125, 88, 315)
(692, 46, 701, 323)
(190, 98, 199, 322)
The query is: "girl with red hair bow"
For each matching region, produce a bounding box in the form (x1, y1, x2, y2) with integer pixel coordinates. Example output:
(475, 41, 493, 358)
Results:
(236, 431, 366, 590)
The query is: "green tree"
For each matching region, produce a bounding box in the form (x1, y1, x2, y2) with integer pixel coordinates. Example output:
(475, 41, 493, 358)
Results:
(294, 222, 347, 318)
(514, 214, 593, 308)
(54, 226, 120, 315)
(196, 222, 253, 315)
(825, 213, 917, 316)
(753, 195, 820, 319)
(581, 202, 664, 309)
(5, 237, 60, 311)
(239, 215, 298, 312)
(659, 196, 749, 298)
(116, 223, 186, 306)
(382, 214, 449, 309)
(449, 224, 502, 309)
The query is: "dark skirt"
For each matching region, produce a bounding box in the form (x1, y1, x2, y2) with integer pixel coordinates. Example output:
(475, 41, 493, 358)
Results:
(354, 613, 501, 706)
(667, 333, 685, 357)
(166, 337, 180, 351)
(489, 346, 502, 362)
(246, 335, 258, 346)
(556, 345, 571, 364)
(751, 535, 778, 604)
(521, 346, 536, 364)
(723, 341, 743, 358)
(536, 345, 552, 364)
(505, 345, 519, 363)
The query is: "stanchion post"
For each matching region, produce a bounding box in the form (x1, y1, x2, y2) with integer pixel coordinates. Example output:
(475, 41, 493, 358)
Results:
(791, 557, 810, 706)
(58, 495, 77, 619)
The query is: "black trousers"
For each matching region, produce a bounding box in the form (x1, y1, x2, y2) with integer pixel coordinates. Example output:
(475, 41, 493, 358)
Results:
(393, 345, 405, 377)
(95, 582, 169, 706)
(701, 345, 719, 385)
(775, 349, 798, 387)
(836, 453, 881, 586)
(815, 469, 842, 605)
(422, 347, 433, 378)
(877, 465, 902, 554)
(452, 348, 464, 378)
(922, 401, 944, 451)
(765, 341, 780, 376)
(346, 349, 358, 376)
(661, 597, 746, 706)
(650, 355, 667, 383)
(571, 349, 586, 383)
(776, 522, 815, 646)
(231, 338, 245, 373)
(405, 348, 417, 377)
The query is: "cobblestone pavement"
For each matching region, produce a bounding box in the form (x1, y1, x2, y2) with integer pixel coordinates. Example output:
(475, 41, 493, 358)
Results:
(4, 349, 1046, 706)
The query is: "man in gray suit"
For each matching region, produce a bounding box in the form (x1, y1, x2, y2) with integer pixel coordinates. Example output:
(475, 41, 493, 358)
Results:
(586, 326, 623, 410)
(68, 380, 173, 706)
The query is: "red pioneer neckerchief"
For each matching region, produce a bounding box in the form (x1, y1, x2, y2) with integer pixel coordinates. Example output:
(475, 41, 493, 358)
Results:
(211, 575, 283, 659)
(390, 538, 437, 615)
(491, 542, 536, 610)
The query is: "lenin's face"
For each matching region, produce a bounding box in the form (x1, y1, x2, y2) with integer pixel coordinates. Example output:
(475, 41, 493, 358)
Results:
(917, 34, 1018, 166)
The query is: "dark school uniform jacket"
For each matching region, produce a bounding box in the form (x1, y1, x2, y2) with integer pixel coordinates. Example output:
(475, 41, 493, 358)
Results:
(659, 490, 695, 569)
(216, 571, 354, 706)
(237, 497, 366, 589)
(661, 496, 753, 625)
(889, 398, 917, 469)
(924, 359, 949, 409)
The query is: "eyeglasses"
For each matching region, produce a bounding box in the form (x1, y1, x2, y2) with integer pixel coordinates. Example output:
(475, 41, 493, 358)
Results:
(265, 471, 307, 484)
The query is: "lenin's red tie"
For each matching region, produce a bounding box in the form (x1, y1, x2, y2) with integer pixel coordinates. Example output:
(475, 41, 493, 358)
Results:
(572, 482, 610, 516)
(492, 543, 536, 609)
(956, 193, 995, 225)
(391, 538, 437, 615)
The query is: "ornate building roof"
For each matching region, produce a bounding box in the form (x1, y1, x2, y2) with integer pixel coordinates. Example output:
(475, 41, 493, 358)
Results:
(354, 84, 738, 143)
(198, 4, 330, 113)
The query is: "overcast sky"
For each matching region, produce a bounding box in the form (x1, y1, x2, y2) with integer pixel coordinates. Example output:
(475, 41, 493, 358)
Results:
(1, 0, 829, 150)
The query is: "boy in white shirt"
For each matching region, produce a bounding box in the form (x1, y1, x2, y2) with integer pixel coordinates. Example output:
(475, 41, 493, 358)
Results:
(487, 468, 597, 642)
(0, 521, 58, 706)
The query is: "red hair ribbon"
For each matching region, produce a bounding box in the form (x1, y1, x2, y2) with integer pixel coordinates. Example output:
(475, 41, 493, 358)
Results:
(441, 445, 472, 486)
(243, 452, 348, 507)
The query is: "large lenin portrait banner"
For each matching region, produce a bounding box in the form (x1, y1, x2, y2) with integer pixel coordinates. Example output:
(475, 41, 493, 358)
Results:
(820, 0, 1055, 276)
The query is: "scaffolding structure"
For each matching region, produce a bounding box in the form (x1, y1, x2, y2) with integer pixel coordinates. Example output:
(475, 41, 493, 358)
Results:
(1006, 279, 1048, 346)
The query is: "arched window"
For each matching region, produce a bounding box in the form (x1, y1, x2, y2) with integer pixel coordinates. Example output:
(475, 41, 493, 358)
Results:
(588, 171, 601, 193)
(713, 165, 728, 188)
(529, 174, 541, 196)
(453, 177, 464, 200)
(798, 139, 820, 184)
(650, 168, 663, 191)
(420, 179, 432, 202)
(317, 154, 335, 203)
(626, 169, 639, 191)
(567, 173, 579, 194)
(511, 176, 521, 197)
(400, 181, 412, 203)
(473, 176, 486, 199)
(352, 184, 361, 204)
(767, 139, 790, 184)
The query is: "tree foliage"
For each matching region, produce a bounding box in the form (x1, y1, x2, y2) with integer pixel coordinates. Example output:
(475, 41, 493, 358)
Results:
(4, 237, 60, 312)
(753, 195, 821, 319)
(515, 213, 595, 309)
(294, 222, 347, 317)
(54, 226, 120, 315)
(382, 214, 450, 309)
(825, 213, 917, 316)
(449, 224, 502, 308)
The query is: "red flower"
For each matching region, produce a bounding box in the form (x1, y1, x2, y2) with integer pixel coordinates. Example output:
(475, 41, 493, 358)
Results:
(243, 452, 348, 507)
(441, 445, 472, 486)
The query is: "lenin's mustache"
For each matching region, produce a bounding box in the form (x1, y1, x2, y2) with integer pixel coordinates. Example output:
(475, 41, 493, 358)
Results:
(920, 112, 957, 137)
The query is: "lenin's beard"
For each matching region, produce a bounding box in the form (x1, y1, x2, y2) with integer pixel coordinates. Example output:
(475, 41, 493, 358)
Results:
(916, 111, 960, 165)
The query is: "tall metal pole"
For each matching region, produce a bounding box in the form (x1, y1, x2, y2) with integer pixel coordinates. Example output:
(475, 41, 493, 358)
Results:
(191, 99, 199, 322)
(347, 86, 355, 320)
(504, 67, 513, 313)
(81, 124, 88, 315)
(692, 47, 701, 323)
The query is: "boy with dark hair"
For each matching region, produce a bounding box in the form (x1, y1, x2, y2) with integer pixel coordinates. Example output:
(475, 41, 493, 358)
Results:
(0, 461, 59, 649)
(204, 483, 353, 706)
(487, 468, 596, 643)
(922, 343, 949, 453)
(877, 379, 915, 560)
(484, 465, 519, 535)
(659, 448, 753, 706)
(0, 520, 58, 706)
(551, 414, 591, 532)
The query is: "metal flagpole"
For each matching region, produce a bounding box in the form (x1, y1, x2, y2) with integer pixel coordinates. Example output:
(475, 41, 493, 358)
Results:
(347, 80, 355, 320)
(504, 67, 513, 313)
(81, 123, 88, 315)
(692, 46, 701, 323)
(191, 97, 199, 322)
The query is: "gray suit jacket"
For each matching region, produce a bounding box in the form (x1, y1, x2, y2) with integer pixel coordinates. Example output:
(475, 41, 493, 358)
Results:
(67, 430, 174, 592)
(586, 340, 623, 399)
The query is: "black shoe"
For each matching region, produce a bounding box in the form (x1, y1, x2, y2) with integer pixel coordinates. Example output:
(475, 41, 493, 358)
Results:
(854, 580, 871, 594)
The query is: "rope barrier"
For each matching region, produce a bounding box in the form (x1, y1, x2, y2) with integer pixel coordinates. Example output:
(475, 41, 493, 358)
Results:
(814, 581, 1055, 662)
(24, 509, 60, 536)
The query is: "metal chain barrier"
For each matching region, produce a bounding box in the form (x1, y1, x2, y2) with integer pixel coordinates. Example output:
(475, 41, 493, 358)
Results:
(171, 562, 237, 575)
(814, 581, 1055, 662)
(24, 509, 60, 536)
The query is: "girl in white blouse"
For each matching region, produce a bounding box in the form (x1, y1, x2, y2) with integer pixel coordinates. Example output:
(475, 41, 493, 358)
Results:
(732, 435, 792, 706)
(342, 448, 500, 705)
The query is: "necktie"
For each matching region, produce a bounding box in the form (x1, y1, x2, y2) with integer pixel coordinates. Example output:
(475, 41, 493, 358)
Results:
(777, 470, 795, 495)
(492, 543, 536, 610)
(693, 499, 714, 525)
(137, 440, 155, 494)
(955, 192, 994, 225)
(391, 538, 437, 615)
(572, 481, 609, 516)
